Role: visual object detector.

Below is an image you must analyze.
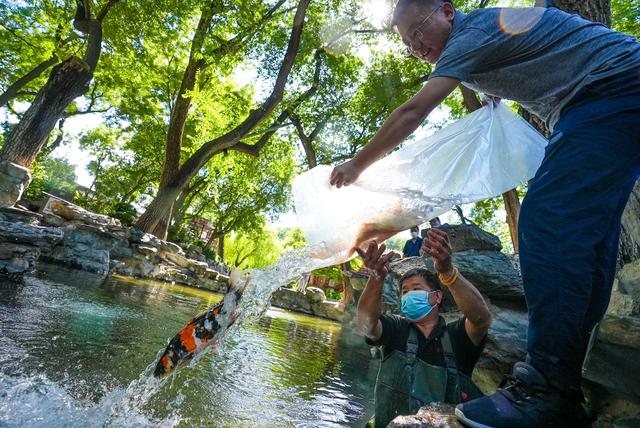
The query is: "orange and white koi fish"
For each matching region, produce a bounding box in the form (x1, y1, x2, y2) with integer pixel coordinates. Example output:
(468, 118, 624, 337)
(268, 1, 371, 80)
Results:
(153, 271, 249, 377)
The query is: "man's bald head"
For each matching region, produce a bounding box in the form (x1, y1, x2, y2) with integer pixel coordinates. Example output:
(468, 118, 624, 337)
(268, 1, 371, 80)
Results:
(392, 0, 453, 27)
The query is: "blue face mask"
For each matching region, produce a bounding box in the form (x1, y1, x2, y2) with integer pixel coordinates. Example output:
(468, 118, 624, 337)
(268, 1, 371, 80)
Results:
(401, 290, 437, 321)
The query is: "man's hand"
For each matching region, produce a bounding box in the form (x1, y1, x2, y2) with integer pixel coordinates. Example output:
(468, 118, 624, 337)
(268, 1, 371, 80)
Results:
(356, 241, 396, 279)
(481, 94, 501, 106)
(330, 159, 363, 188)
(421, 228, 454, 275)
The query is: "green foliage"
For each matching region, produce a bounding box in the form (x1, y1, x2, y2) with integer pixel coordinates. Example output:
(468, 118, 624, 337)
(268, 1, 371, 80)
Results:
(224, 226, 281, 269)
(179, 141, 297, 246)
(167, 223, 197, 245)
(191, 240, 217, 260)
(612, 0, 640, 36)
(109, 202, 138, 226)
(385, 233, 408, 252)
(6, 0, 637, 268)
(277, 227, 307, 250)
(324, 288, 343, 301)
(312, 265, 344, 282)
(23, 156, 77, 200)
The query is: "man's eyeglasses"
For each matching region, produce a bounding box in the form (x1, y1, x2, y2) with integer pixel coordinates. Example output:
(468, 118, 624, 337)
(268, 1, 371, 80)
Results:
(405, 4, 442, 57)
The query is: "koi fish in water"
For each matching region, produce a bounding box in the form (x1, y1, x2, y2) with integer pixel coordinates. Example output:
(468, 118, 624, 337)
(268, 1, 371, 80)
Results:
(153, 270, 249, 377)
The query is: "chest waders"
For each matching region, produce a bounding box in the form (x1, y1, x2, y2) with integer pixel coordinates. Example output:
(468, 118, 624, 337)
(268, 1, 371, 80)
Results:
(370, 322, 484, 428)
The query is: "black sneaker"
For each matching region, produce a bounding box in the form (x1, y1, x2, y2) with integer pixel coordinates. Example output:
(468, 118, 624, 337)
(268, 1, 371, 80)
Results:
(455, 362, 589, 428)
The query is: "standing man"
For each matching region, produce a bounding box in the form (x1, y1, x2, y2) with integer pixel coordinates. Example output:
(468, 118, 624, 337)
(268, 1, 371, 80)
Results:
(357, 228, 491, 428)
(403, 226, 423, 257)
(330, 1, 640, 427)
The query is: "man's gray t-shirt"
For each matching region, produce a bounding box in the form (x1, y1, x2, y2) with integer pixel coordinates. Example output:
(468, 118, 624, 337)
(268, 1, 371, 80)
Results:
(429, 7, 640, 130)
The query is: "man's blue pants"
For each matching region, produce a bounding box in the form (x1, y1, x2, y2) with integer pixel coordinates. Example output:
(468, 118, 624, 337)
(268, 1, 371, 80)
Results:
(519, 91, 640, 392)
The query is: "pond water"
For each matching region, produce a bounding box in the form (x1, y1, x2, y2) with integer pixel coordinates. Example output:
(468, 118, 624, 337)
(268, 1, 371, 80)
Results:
(0, 266, 378, 427)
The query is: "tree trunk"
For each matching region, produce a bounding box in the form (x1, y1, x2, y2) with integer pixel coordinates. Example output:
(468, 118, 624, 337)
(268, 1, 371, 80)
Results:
(218, 234, 224, 261)
(0, 57, 92, 167)
(160, 1, 218, 188)
(134, 186, 180, 238)
(502, 188, 521, 252)
(549, 0, 611, 26)
(0, 0, 118, 208)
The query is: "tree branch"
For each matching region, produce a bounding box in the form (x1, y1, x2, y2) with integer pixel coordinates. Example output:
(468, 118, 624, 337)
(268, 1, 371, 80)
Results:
(176, 0, 311, 181)
(231, 47, 325, 157)
(96, 0, 119, 22)
(0, 55, 60, 107)
(203, 0, 287, 64)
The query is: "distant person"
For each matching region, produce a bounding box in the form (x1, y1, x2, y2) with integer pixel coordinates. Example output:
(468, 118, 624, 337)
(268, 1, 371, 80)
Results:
(403, 226, 423, 257)
(357, 228, 491, 427)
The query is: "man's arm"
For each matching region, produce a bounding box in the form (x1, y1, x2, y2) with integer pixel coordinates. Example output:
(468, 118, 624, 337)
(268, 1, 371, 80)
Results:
(355, 242, 396, 341)
(330, 76, 460, 187)
(422, 228, 492, 346)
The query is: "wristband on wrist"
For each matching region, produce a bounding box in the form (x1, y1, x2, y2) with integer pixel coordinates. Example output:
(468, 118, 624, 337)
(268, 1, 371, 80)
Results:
(437, 267, 459, 287)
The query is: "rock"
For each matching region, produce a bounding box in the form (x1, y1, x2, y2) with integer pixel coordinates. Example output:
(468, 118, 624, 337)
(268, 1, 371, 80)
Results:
(305, 286, 326, 303)
(185, 245, 206, 262)
(439, 223, 502, 252)
(271, 288, 313, 314)
(0, 220, 64, 248)
(0, 243, 39, 275)
(204, 268, 219, 280)
(41, 212, 66, 227)
(197, 277, 226, 293)
(607, 279, 640, 317)
(150, 265, 193, 285)
(189, 260, 209, 276)
(345, 270, 368, 291)
(0, 220, 63, 277)
(45, 198, 122, 229)
(160, 240, 183, 255)
(472, 305, 527, 392)
(110, 255, 155, 277)
(136, 245, 158, 256)
(109, 242, 133, 259)
(588, 394, 640, 428)
(619, 180, 640, 266)
(389, 252, 524, 306)
(163, 251, 191, 268)
(43, 227, 110, 275)
(217, 274, 230, 286)
(618, 260, 640, 297)
(388, 403, 463, 428)
(0, 161, 31, 207)
(311, 300, 345, 322)
(129, 228, 184, 255)
(0, 206, 41, 225)
(582, 315, 640, 402)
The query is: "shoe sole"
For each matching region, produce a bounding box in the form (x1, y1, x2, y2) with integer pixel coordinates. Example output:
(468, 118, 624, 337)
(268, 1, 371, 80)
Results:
(455, 407, 495, 428)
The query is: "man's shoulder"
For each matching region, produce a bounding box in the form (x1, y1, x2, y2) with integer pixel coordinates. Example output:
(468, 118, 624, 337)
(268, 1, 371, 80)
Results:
(382, 313, 409, 329)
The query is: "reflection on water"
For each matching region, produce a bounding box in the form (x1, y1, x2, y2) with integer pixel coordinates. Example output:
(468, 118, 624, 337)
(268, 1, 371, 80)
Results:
(0, 266, 377, 427)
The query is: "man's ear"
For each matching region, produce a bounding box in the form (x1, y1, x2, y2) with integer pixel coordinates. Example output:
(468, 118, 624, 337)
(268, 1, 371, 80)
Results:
(434, 289, 444, 306)
(442, 2, 455, 20)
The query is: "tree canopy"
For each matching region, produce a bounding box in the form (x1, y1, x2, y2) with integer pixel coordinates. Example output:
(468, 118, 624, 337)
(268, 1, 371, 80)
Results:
(1, 0, 638, 266)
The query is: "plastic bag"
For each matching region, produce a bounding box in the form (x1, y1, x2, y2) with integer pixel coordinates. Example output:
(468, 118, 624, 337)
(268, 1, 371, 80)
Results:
(293, 103, 547, 266)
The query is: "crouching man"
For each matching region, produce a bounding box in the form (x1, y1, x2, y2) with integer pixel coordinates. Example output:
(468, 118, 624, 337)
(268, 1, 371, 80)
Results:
(357, 227, 492, 427)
